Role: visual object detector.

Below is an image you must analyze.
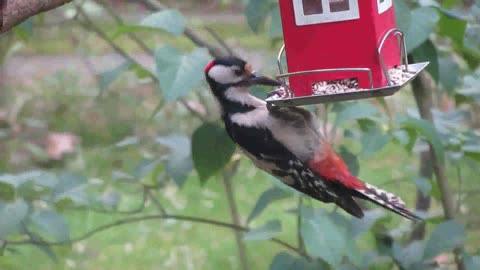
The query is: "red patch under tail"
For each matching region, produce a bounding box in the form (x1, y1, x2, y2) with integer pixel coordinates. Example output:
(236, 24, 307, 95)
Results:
(307, 145, 365, 190)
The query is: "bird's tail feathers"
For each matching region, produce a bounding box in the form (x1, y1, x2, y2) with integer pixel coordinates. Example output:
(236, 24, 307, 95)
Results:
(355, 183, 420, 221)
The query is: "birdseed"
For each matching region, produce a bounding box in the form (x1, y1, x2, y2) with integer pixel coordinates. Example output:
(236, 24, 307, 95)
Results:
(311, 66, 416, 96)
(312, 78, 362, 95)
(388, 66, 416, 85)
(267, 67, 417, 100)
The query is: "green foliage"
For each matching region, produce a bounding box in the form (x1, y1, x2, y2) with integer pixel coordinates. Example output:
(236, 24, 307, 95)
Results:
(399, 117, 445, 164)
(404, 7, 440, 53)
(360, 122, 389, 158)
(191, 123, 236, 183)
(155, 134, 193, 187)
(244, 220, 282, 241)
(140, 9, 187, 36)
(333, 101, 379, 126)
(245, 0, 274, 33)
(301, 207, 351, 267)
(0, 200, 29, 239)
(98, 60, 133, 95)
(154, 45, 210, 101)
(111, 9, 187, 39)
(247, 186, 290, 224)
(411, 40, 439, 83)
(439, 56, 460, 93)
(30, 210, 70, 242)
(423, 221, 466, 260)
(269, 252, 325, 270)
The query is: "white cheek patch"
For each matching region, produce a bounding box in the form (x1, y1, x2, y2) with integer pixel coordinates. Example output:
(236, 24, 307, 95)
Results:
(208, 65, 242, 84)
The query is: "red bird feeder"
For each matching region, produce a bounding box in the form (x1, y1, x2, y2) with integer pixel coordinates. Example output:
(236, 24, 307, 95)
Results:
(266, 0, 429, 106)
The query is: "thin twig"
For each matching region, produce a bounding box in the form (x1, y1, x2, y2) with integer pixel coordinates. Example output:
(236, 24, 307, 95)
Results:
(75, 5, 206, 121)
(222, 160, 250, 270)
(146, 189, 168, 215)
(139, 0, 226, 57)
(179, 99, 208, 122)
(75, 8, 151, 75)
(456, 166, 463, 214)
(93, 0, 154, 56)
(296, 196, 306, 257)
(205, 26, 235, 57)
(7, 213, 308, 258)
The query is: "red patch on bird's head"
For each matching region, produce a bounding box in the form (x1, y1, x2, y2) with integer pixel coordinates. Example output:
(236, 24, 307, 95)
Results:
(204, 60, 215, 74)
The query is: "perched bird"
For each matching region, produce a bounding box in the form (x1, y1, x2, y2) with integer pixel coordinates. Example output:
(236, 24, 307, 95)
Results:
(204, 57, 418, 220)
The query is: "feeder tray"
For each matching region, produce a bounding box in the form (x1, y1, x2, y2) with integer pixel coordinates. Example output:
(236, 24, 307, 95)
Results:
(266, 29, 429, 107)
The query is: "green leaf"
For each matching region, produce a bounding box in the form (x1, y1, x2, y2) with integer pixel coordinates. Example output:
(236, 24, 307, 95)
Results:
(244, 220, 281, 241)
(414, 176, 432, 196)
(99, 61, 132, 95)
(97, 190, 121, 208)
(301, 208, 349, 267)
(30, 210, 69, 242)
(405, 7, 440, 53)
(141, 9, 186, 35)
(111, 9, 187, 38)
(339, 146, 359, 176)
(394, 0, 412, 34)
(154, 46, 210, 101)
(14, 18, 34, 41)
(393, 241, 425, 269)
(423, 220, 466, 260)
(0, 199, 29, 239)
(411, 40, 439, 83)
(245, 0, 273, 33)
(438, 10, 467, 47)
(350, 209, 386, 239)
(400, 117, 445, 164)
(191, 123, 236, 183)
(247, 187, 290, 224)
(334, 102, 379, 126)
(28, 231, 58, 262)
(465, 254, 480, 270)
(269, 252, 325, 270)
(0, 182, 15, 201)
(133, 159, 164, 186)
(439, 57, 460, 94)
(52, 172, 89, 205)
(156, 134, 193, 187)
(269, 6, 283, 39)
(360, 123, 389, 157)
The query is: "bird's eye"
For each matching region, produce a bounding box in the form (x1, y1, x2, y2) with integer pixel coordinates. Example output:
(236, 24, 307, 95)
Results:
(233, 69, 243, 76)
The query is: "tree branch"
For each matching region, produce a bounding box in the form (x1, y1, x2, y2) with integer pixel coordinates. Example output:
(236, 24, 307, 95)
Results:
(222, 160, 250, 270)
(6, 213, 308, 258)
(0, 0, 73, 33)
(411, 70, 465, 270)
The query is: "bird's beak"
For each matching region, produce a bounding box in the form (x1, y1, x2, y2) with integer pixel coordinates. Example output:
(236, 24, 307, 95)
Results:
(247, 73, 281, 87)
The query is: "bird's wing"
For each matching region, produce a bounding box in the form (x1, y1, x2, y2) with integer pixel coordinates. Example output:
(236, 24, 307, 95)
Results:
(266, 107, 419, 220)
(268, 106, 365, 189)
(225, 121, 365, 218)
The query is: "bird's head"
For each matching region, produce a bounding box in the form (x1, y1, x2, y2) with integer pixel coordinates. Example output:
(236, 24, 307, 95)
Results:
(204, 57, 281, 93)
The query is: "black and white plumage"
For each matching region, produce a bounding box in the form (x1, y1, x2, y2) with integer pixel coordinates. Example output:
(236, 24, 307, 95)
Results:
(204, 57, 419, 220)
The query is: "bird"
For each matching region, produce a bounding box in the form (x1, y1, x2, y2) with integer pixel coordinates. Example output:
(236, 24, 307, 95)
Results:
(204, 57, 419, 220)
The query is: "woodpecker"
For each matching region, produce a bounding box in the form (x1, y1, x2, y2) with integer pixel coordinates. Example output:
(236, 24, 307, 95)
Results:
(204, 57, 419, 220)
